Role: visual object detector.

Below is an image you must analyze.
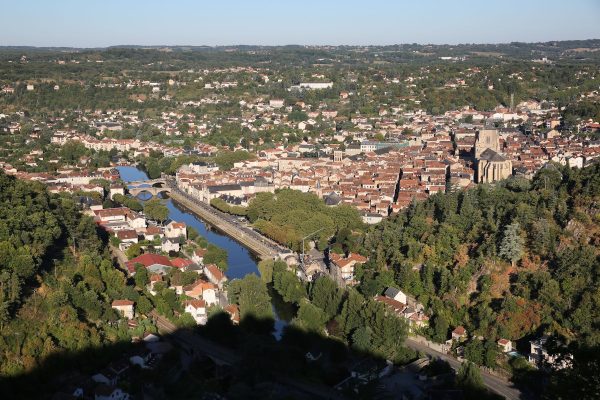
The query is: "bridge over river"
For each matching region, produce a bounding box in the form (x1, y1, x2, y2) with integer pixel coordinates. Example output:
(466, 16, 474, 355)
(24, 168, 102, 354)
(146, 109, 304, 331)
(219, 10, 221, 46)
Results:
(127, 178, 171, 197)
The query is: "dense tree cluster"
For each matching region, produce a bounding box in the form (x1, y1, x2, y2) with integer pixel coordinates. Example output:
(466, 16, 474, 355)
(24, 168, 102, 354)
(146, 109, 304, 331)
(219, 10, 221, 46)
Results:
(246, 189, 364, 251)
(361, 162, 600, 352)
(0, 171, 134, 382)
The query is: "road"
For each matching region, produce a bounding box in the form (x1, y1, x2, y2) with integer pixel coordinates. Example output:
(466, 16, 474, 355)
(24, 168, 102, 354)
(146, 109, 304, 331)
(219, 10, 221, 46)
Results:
(163, 176, 292, 259)
(405, 337, 524, 400)
(151, 312, 347, 400)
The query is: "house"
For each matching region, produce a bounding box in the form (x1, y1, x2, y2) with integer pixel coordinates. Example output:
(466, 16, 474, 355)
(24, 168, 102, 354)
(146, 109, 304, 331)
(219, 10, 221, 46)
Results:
(161, 237, 180, 253)
(498, 338, 512, 353)
(192, 247, 207, 265)
(329, 252, 368, 284)
(126, 253, 172, 275)
(109, 185, 125, 200)
(165, 221, 187, 239)
(92, 370, 117, 386)
(116, 229, 138, 244)
(184, 299, 207, 325)
(204, 264, 227, 289)
(144, 225, 163, 241)
(451, 326, 467, 341)
(184, 280, 218, 305)
(171, 257, 194, 270)
(224, 304, 240, 324)
(383, 287, 408, 304)
(147, 274, 163, 295)
(362, 212, 383, 224)
(94, 385, 130, 400)
(129, 348, 153, 369)
(111, 300, 135, 319)
(528, 335, 571, 368)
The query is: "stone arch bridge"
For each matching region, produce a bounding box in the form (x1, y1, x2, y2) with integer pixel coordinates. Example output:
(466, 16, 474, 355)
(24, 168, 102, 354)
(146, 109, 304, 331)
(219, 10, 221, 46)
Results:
(127, 179, 171, 198)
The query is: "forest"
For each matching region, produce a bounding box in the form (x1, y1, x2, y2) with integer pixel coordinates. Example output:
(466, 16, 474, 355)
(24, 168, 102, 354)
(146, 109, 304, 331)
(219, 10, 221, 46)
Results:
(356, 162, 600, 387)
(0, 171, 147, 385)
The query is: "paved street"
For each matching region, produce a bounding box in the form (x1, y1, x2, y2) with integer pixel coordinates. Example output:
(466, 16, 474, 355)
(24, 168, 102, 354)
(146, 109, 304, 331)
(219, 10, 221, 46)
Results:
(405, 337, 524, 400)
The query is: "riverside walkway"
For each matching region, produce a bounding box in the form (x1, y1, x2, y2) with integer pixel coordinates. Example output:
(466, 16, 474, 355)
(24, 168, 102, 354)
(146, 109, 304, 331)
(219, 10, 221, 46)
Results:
(164, 177, 289, 260)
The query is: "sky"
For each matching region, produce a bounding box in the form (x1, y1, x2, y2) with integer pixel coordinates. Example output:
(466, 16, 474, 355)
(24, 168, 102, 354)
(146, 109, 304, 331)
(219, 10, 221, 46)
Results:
(1, 0, 599, 47)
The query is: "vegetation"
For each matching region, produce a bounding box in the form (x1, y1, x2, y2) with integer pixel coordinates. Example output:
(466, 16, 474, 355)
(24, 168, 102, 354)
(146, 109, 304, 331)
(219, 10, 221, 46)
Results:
(247, 189, 364, 251)
(0, 171, 134, 382)
(361, 162, 600, 355)
(143, 198, 169, 223)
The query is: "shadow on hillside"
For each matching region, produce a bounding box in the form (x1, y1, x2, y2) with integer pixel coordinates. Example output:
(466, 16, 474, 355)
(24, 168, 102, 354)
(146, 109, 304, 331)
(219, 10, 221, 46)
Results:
(0, 312, 513, 400)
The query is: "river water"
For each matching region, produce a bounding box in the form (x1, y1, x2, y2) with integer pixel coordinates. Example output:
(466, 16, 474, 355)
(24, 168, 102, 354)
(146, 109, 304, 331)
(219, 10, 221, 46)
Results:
(116, 166, 290, 338)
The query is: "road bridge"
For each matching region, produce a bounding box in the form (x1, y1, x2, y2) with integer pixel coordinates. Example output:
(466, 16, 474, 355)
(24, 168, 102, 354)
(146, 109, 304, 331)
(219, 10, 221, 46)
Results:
(127, 178, 171, 198)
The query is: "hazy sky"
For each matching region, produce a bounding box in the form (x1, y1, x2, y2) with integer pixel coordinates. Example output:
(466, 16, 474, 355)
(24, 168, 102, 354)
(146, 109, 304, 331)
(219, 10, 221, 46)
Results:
(1, 0, 599, 47)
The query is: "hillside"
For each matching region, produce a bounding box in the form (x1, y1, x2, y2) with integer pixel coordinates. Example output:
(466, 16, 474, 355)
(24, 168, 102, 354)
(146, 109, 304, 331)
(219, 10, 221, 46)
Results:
(0, 171, 134, 394)
(361, 162, 600, 347)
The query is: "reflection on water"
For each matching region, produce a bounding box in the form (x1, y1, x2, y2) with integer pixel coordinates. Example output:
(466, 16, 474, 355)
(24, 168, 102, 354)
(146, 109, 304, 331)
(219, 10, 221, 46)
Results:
(116, 166, 292, 339)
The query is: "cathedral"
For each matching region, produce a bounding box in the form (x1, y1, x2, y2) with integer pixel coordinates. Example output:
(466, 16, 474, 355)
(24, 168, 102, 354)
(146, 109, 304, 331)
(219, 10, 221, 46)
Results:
(474, 129, 512, 183)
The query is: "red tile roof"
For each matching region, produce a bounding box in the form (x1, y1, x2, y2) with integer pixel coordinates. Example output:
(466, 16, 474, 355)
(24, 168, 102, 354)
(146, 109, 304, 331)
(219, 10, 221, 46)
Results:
(112, 299, 134, 307)
(205, 264, 225, 282)
(126, 253, 172, 273)
(171, 258, 194, 269)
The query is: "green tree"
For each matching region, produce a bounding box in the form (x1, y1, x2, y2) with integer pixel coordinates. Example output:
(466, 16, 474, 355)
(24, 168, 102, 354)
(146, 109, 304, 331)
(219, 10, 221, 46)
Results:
(126, 243, 142, 259)
(456, 361, 484, 390)
(144, 199, 169, 223)
(295, 300, 328, 333)
(134, 264, 149, 288)
(499, 222, 524, 267)
(310, 276, 342, 319)
(430, 313, 450, 343)
(464, 339, 485, 365)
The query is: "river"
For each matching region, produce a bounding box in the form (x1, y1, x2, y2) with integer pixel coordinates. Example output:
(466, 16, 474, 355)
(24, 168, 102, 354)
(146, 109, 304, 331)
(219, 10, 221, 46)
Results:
(116, 166, 290, 338)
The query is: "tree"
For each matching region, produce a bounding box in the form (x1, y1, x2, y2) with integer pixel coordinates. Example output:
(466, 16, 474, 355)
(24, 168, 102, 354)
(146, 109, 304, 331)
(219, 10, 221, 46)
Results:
(235, 274, 273, 321)
(136, 295, 153, 315)
(126, 243, 142, 259)
(204, 244, 228, 271)
(257, 259, 274, 283)
(273, 267, 306, 304)
(430, 313, 449, 343)
(134, 264, 149, 288)
(144, 199, 169, 223)
(145, 158, 162, 179)
(295, 300, 328, 333)
(456, 361, 484, 390)
(483, 340, 498, 368)
(464, 339, 485, 365)
(352, 326, 373, 352)
(499, 222, 524, 267)
(310, 276, 342, 319)
(337, 289, 365, 336)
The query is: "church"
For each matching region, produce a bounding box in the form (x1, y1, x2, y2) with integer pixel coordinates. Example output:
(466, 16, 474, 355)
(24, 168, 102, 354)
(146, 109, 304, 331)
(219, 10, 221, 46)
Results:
(474, 129, 513, 183)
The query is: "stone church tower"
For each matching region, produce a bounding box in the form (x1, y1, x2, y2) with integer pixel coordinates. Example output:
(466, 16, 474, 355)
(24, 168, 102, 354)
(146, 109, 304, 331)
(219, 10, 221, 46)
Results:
(474, 128, 512, 183)
(474, 129, 500, 159)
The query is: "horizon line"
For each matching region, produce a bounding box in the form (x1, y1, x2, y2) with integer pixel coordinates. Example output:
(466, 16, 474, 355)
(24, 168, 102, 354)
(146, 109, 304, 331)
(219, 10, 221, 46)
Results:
(1, 37, 599, 50)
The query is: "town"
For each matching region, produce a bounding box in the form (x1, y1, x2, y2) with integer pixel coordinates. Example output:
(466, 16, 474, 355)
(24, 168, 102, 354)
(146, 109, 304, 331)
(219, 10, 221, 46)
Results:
(0, 38, 599, 400)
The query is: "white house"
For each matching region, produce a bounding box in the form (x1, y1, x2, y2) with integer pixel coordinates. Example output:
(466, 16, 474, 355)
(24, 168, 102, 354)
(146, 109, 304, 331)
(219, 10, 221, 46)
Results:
(498, 338, 512, 353)
(109, 185, 125, 200)
(383, 287, 407, 305)
(161, 237, 180, 253)
(204, 264, 227, 289)
(184, 299, 207, 325)
(165, 221, 187, 239)
(111, 300, 135, 319)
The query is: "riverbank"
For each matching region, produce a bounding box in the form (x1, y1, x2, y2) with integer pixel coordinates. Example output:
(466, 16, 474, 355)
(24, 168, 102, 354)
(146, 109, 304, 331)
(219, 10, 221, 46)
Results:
(117, 166, 291, 338)
(168, 188, 278, 260)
